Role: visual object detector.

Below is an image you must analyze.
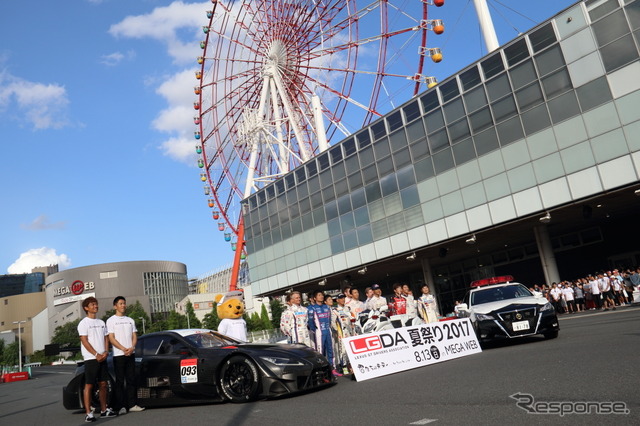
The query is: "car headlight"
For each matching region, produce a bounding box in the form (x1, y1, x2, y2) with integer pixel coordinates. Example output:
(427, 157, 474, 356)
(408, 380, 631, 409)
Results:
(541, 302, 554, 312)
(259, 356, 304, 367)
(475, 313, 493, 321)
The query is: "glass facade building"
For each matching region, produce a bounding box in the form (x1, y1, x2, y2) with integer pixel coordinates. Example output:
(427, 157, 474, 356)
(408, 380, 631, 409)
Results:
(243, 0, 640, 306)
(0, 272, 45, 297)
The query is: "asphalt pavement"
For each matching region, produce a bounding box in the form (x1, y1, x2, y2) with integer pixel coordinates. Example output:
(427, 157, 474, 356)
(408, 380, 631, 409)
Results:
(1, 304, 638, 425)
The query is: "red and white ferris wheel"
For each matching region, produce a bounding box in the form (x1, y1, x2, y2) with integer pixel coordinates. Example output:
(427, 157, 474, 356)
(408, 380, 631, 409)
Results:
(194, 0, 445, 289)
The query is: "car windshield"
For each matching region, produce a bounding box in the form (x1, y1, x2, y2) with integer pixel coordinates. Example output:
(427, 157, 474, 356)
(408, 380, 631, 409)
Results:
(184, 331, 240, 348)
(471, 284, 532, 306)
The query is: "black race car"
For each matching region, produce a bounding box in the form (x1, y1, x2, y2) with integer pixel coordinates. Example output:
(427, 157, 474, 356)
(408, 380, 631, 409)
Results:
(63, 329, 334, 409)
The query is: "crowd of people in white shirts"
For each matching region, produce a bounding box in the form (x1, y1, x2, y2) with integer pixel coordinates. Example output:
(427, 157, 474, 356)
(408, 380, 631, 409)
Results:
(534, 267, 639, 314)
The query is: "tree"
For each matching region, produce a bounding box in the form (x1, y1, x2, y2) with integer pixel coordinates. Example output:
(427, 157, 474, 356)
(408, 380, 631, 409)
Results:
(51, 319, 81, 349)
(269, 297, 285, 329)
(185, 301, 202, 329)
(2, 341, 20, 366)
(29, 349, 55, 365)
(260, 304, 273, 330)
(202, 307, 220, 331)
(128, 301, 151, 335)
(166, 311, 187, 330)
(247, 312, 262, 332)
(148, 319, 167, 333)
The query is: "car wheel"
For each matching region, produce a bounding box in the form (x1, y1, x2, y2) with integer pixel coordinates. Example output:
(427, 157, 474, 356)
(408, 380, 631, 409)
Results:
(544, 330, 558, 339)
(219, 356, 261, 403)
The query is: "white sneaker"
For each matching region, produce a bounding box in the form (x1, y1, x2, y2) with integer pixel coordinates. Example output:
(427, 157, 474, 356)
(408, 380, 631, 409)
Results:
(118, 407, 127, 415)
(128, 405, 145, 412)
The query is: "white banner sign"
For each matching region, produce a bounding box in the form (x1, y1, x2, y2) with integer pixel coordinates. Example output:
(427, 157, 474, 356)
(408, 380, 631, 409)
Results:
(343, 318, 481, 381)
(53, 292, 96, 306)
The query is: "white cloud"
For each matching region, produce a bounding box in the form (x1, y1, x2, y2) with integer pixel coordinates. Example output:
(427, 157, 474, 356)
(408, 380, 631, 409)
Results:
(0, 69, 70, 130)
(109, 3, 208, 163)
(21, 215, 67, 230)
(100, 50, 136, 66)
(109, 1, 205, 64)
(8, 247, 71, 274)
(160, 135, 197, 163)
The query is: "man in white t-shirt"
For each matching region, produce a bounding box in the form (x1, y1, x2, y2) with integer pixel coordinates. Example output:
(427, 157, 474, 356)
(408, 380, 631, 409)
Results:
(77, 297, 116, 422)
(598, 273, 616, 311)
(588, 275, 601, 310)
(561, 284, 576, 314)
(107, 296, 145, 415)
(549, 283, 563, 313)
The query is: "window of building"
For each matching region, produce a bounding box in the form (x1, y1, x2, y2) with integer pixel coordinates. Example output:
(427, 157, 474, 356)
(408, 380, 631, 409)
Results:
(497, 116, 524, 146)
(371, 120, 387, 140)
(535, 45, 565, 77)
(529, 22, 557, 52)
(439, 79, 460, 103)
(356, 129, 371, 148)
(100, 271, 118, 279)
(510, 59, 537, 90)
(547, 91, 581, 124)
(386, 110, 404, 132)
(463, 86, 488, 113)
(600, 34, 639, 72)
(452, 137, 477, 165)
(460, 65, 482, 91)
(329, 145, 343, 165)
(343, 137, 356, 157)
(541, 68, 572, 99)
(414, 156, 435, 182)
(481, 52, 505, 79)
(587, 0, 620, 21)
(486, 74, 512, 102)
(421, 90, 440, 114)
(448, 118, 471, 143)
(491, 94, 518, 123)
(469, 107, 494, 134)
(593, 9, 630, 46)
(403, 100, 421, 122)
(443, 98, 466, 124)
(425, 109, 445, 133)
(515, 82, 544, 111)
(504, 37, 530, 67)
(295, 167, 307, 184)
(428, 129, 449, 153)
(576, 76, 612, 112)
(433, 148, 455, 174)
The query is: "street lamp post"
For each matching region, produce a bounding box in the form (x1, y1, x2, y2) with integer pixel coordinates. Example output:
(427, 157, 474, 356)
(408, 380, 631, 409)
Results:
(12, 320, 26, 372)
(139, 317, 146, 334)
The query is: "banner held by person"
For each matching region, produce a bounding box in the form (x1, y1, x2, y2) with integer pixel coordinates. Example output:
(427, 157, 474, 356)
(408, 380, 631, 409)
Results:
(343, 318, 481, 381)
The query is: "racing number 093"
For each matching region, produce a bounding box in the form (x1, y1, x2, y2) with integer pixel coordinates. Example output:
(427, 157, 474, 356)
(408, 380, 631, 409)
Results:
(181, 366, 196, 376)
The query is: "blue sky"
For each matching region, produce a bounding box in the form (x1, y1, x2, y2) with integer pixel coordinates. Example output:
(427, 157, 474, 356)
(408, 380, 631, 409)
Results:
(0, 0, 578, 279)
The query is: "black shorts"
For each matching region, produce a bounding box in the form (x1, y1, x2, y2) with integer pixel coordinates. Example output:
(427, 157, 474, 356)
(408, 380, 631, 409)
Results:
(84, 359, 110, 385)
(602, 290, 615, 300)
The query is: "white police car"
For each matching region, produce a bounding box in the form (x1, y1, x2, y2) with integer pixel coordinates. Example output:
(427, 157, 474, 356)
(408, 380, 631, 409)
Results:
(456, 276, 559, 343)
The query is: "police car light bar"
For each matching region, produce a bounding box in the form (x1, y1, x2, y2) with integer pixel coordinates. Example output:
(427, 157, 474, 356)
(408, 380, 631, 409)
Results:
(470, 275, 514, 287)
